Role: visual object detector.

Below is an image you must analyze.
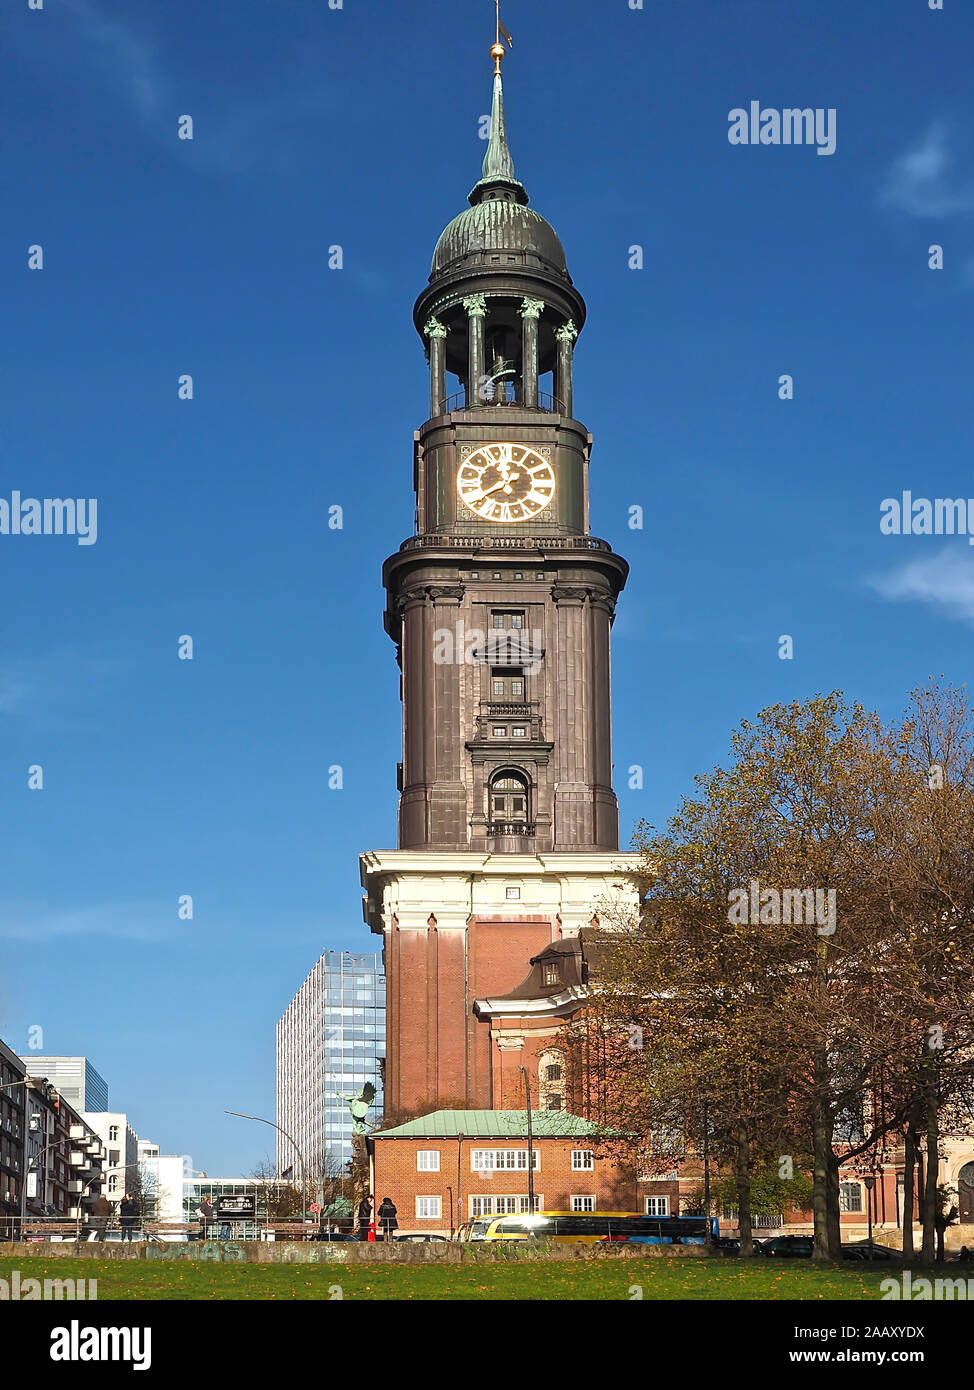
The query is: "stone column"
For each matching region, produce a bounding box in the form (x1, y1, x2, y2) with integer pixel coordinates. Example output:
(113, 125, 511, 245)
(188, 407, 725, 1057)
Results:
(555, 319, 578, 418)
(463, 294, 487, 406)
(520, 297, 545, 408)
(424, 316, 447, 418)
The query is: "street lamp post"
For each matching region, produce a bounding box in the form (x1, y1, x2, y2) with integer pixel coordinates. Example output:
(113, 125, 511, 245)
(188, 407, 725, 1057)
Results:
(225, 1110, 311, 1233)
(863, 1175, 877, 1251)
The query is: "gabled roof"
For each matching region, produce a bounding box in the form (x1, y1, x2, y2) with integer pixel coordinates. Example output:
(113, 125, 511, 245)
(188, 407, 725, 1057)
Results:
(373, 1109, 603, 1140)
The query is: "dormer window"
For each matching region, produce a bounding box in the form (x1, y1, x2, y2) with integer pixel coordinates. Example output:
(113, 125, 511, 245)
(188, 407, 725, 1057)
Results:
(543, 964, 559, 987)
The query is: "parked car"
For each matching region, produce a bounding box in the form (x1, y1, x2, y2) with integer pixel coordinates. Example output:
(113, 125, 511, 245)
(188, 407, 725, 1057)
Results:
(758, 1235, 814, 1258)
(394, 1233, 449, 1244)
(308, 1231, 358, 1242)
(841, 1242, 900, 1261)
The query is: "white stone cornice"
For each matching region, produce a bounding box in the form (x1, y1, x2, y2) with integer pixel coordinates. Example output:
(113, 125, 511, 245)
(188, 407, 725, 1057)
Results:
(360, 849, 641, 936)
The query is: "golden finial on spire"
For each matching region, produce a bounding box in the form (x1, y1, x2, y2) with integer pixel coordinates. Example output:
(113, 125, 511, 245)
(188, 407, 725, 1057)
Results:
(492, 0, 513, 73)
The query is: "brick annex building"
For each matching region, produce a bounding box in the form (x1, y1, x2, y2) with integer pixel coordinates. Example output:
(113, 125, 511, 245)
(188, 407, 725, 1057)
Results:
(359, 39, 974, 1242)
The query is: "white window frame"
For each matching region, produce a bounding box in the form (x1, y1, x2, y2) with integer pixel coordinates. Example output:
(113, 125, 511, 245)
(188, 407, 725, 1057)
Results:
(838, 1181, 863, 1214)
(469, 1194, 543, 1218)
(571, 1195, 596, 1213)
(471, 1148, 540, 1173)
(571, 1149, 594, 1171)
(644, 1196, 669, 1216)
(416, 1150, 440, 1173)
(415, 1196, 441, 1220)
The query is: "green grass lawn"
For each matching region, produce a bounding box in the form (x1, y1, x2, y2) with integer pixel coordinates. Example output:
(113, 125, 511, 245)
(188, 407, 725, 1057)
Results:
(0, 1256, 897, 1301)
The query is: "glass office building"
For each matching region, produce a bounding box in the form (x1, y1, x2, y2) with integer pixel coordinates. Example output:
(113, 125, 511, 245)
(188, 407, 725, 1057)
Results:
(18, 1056, 109, 1113)
(276, 951, 384, 1181)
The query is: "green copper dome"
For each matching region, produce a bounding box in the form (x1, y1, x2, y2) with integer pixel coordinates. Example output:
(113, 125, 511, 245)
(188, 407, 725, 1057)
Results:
(428, 62, 570, 284)
(432, 198, 568, 279)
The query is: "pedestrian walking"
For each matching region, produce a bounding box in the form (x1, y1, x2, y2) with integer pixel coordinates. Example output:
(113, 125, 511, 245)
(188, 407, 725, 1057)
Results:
(119, 1193, 140, 1241)
(377, 1196, 398, 1242)
(357, 1193, 373, 1241)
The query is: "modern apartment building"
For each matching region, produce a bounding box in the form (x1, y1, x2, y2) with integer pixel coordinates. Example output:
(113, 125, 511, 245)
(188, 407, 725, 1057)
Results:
(83, 1112, 140, 1200)
(23, 1077, 105, 1229)
(276, 950, 385, 1183)
(137, 1140, 193, 1226)
(0, 1039, 26, 1230)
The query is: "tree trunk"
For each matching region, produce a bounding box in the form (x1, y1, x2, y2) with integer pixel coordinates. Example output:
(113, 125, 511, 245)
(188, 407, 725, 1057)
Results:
(812, 1099, 833, 1259)
(826, 1157, 842, 1259)
(921, 1070, 939, 1264)
(811, 937, 839, 1260)
(734, 1125, 753, 1257)
(902, 1128, 915, 1261)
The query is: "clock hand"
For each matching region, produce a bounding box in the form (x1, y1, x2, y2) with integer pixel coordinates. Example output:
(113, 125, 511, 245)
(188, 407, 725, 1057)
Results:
(473, 472, 521, 500)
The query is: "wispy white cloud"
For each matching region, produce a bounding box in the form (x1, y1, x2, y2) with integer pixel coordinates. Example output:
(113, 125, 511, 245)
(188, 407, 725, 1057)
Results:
(870, 547, 974, 625)
(64, 0, 166, 122)
(882, 121, 974, 218)
(0, 903, 161, 942)
(61, 0, 331, 176)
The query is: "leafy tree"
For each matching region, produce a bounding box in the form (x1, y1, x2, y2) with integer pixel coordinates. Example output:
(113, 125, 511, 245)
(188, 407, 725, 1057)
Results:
(572, 687, 974, 1261)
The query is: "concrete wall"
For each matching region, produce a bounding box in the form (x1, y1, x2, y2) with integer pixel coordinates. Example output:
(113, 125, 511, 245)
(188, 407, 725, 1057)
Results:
(2, 1239, 713, 1264)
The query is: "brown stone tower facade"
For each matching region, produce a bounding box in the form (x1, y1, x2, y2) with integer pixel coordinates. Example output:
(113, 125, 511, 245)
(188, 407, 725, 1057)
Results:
(361, 43, 639, 1115)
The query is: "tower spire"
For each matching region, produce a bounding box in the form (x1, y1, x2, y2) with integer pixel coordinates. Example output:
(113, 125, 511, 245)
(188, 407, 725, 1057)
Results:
(470, 6, 528, 207)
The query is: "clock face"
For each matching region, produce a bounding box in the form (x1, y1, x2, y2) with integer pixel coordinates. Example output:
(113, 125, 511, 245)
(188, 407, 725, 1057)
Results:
(457, 443, 556, 523)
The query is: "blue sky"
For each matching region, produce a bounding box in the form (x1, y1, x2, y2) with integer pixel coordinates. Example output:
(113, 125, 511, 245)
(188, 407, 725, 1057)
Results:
(1, 0, 971, 1174)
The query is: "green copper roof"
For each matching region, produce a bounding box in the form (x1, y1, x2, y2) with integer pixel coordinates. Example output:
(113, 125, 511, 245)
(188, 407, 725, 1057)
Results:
(432, 198, 567, 277)
(468, 67, 528, 207)
(425, 58, 574, 290)
(482, 73, 518, 185)
(374, 1109, 603, 1139)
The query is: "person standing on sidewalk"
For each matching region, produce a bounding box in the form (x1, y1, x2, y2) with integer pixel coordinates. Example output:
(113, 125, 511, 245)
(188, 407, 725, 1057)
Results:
(195, 1197, 214, 1241)
(377, 1196, 398, 1242)
(119, 1193, 139, 1241)
(89, 1192, 112, 1242)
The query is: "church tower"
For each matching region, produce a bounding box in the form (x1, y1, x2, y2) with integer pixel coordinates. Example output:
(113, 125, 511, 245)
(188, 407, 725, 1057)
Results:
(361, 38, 640, 1115)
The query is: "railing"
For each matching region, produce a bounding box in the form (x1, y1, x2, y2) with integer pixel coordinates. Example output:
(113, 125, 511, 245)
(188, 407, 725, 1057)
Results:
(722, 1213, 784, 1230)
(486, 821, 536, 837)
(0, 1215, 364, 1243)
(399, 534, 614, 553)
(442, 389, 566, 414)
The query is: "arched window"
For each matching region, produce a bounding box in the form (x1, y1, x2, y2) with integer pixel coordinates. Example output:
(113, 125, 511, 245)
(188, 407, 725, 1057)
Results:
(489, 770, 529, 826)
(538, 1048, 566, 1113)
(960, 1162, 974, 1224)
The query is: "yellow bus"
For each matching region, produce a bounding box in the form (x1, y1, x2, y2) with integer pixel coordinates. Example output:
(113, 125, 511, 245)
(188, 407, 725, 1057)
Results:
(476, 1211, 717, 1245)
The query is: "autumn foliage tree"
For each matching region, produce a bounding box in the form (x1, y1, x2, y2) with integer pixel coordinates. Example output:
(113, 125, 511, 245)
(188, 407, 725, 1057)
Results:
(576, 685, 974, 1261)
